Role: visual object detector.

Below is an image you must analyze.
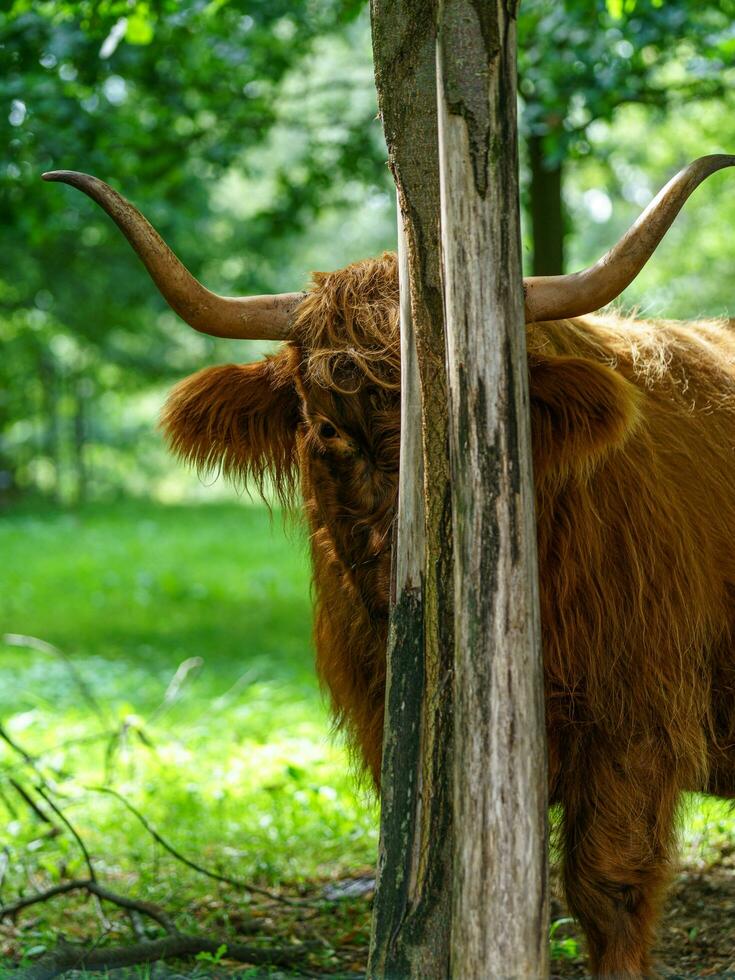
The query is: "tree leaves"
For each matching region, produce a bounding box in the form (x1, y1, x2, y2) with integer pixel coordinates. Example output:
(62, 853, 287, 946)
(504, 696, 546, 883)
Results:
(0, 1, 385, 498)
(518, 0, 735, 159)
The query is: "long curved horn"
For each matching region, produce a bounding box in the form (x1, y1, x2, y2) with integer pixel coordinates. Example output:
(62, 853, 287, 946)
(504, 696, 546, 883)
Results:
(42, 171, 303, 340)
(523, 154, 735, 323)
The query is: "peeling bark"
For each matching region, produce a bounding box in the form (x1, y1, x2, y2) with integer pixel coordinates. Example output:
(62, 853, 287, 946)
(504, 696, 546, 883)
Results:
(369, 3, 454, 976)
(437, 1, 549, 975)
(370, 2, 547, 975)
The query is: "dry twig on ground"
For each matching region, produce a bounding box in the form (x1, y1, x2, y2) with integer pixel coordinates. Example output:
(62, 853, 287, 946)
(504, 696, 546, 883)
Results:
(0, 878, 176, 934)
(90, 784, 318, 908)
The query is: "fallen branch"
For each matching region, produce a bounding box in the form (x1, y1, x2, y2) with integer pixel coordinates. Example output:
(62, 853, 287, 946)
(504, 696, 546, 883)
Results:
(34, 785, 96, 882)
(0, 878, 176, 934)
(0, 879, 89, 917)
(0, 725, 37, 767)
(89, 785, 317, 908)
(91, 881, 177, 934)
(23, 933, 315, 980)
(7, 779, 57, 829)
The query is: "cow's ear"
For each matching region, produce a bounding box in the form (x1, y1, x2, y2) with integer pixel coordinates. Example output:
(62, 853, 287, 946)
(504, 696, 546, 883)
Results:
(161, 354, 301, 504)
(530, 355, 641, 481)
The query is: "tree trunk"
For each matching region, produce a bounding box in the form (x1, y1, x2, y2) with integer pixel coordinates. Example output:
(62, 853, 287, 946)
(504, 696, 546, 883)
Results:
(437, 1, 549, 975)
(0, 445, 18, 505)
(369, 2, 454, 976)
(39, 353, 61, 502)
(0, 399, 19, 504)
(529, 132, 565, 275)
(368, 204, 430, 976)
(73, 377, 88, 505)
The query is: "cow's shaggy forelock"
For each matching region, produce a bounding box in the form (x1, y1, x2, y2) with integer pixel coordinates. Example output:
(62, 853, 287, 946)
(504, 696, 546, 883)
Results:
(293, 251, 400, 394)
(162, 253, 735, 975)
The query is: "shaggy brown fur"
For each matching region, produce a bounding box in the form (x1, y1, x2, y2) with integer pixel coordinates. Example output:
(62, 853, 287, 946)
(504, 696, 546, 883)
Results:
(161, 251, 735, 977)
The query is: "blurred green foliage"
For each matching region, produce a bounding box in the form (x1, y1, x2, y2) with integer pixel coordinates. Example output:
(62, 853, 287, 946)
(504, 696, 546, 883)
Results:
(519, 0, 735, 162)
(568, 99, 735, 317)
(4, 1, 735, 502)
(519, 0, 735, 273)
(1, 0, 392, 503)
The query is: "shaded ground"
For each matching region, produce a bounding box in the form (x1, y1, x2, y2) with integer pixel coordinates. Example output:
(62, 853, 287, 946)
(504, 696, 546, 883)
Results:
(550, 857, 735, 978)
(4, 861, 733, 978)
(0, 872, 375, 978)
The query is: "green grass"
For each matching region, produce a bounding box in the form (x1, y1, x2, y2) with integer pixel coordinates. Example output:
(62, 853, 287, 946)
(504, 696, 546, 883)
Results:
(1, 498, 733, 975)
(0, 498, 378, 971)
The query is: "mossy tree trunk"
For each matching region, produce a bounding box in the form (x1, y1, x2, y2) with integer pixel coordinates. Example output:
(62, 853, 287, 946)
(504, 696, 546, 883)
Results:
(370, 0, 548, 975)
(368, 2, 454, 977)
(437, 0, 549, 974)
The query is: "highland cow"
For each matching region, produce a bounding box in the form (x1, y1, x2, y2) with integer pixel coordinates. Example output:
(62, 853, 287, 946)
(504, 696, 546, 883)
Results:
(45, 156, 735, 977)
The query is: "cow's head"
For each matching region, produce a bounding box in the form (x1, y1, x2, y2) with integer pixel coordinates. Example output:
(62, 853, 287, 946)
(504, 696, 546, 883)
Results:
(160, 253, 401, 621)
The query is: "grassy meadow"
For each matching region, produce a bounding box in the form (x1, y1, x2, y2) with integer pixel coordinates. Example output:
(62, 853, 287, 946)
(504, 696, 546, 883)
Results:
(0, 498, 378, 974)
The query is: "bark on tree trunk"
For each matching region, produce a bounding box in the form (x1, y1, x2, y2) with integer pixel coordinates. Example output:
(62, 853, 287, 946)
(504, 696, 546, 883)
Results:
(368, 204, 430, 977)
(73, 377, 88, 505)
(529, 132, 565, 276)
(436, 1, 549, 975)
(39, 353, 61, 503)
(371, 1, 548, 974)
(369, 2, 454, 976)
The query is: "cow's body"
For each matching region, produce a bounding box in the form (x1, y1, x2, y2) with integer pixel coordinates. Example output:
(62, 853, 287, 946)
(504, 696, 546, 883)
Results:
(165, 251, 735, 976)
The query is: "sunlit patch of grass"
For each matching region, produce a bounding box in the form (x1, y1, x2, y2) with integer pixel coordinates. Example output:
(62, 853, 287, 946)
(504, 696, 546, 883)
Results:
(0, 499, 378, 970)
(550, 917, 580, 961)
(680, 794, 735, 868)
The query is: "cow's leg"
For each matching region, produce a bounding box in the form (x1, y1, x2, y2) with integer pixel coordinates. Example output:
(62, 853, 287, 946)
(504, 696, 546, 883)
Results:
(561, 745, 679, 978)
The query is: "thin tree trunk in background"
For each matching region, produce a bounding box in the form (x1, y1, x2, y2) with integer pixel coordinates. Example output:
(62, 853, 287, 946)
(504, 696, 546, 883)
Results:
(369, 2, 454, 975)
(0, 396, 19, 503)
(529, 132, 565, 275)
(39, 353, 61, 502)
(73, 378, 88, 505)
(0, 442, 18, 504)
(436, 1, 548, 975)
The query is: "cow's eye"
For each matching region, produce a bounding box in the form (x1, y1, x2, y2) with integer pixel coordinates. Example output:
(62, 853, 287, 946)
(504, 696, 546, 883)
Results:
(319, 422, 337, 440)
